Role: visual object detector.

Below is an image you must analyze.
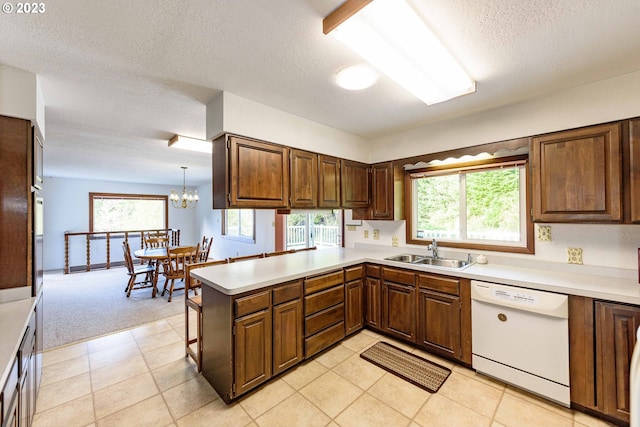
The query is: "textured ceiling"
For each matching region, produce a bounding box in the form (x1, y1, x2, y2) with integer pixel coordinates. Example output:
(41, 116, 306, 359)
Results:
(1, 0, 640, 185)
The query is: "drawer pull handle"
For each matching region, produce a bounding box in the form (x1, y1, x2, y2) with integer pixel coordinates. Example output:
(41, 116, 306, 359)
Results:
(498, 313, 507, 322)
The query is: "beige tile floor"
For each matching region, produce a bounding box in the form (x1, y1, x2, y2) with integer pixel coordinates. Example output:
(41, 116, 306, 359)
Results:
(33, 313, 615, 427)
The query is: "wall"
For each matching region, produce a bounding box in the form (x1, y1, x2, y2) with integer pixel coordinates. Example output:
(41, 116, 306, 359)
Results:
(370, 70, 640, 162)
(44, 177, 201, 271)
(0, 64, 45, 136)
(345, 220, 640, 272)
(195, 183, 276, 260)
(206, 92, 370, 163)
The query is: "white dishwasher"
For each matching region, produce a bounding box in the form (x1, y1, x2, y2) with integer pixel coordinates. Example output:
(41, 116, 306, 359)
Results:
(471, 280, 570, 406)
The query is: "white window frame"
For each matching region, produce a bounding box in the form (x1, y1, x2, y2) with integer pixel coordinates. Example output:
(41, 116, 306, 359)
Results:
(223, 209, 256, 243)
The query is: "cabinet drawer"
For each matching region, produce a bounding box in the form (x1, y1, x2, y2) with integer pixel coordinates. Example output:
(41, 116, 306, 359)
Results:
(272, 280, 302, 305)
(305, 303, 345, 336)
(344, 265, 363, 282)
(235, 290, 270, 318)
(305, 285, 344, 316)
(366, 264, 381, 278)
(305, 321, 345, 358)
(2, 357, 18, 423)
(417, 274, 459, 296)
(304, 270, 343, 295)
(383, 268, 415, 286)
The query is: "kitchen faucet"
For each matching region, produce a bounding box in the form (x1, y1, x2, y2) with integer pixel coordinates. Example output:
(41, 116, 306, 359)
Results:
(428, 239, 439, 258)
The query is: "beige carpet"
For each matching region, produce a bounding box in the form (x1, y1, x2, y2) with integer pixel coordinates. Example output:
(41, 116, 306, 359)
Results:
(43, 268, 183, 350)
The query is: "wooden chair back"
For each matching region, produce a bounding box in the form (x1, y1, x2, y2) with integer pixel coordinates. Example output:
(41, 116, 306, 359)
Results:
(165, 245, 200, 279)
(144, 234, 169, 248)
(198, 236, 213, 262)
(185, 259, 229, 295)
(265, 249, 295, 257)
(228, 253, 265, 263)
(122, 241, 136, 274)
(295, 246, 317, 252)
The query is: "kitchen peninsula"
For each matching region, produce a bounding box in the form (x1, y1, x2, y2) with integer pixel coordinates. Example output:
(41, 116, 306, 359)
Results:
(192, 246, 640, 424)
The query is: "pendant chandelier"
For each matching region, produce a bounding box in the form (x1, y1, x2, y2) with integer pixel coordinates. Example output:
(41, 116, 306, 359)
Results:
(170, 166, 199, 209)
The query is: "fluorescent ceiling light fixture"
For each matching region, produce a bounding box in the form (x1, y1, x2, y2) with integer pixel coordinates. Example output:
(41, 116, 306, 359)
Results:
(335, 65, 377, 90)
(323, 0, 476, 105)
(168, 135, 212, 154)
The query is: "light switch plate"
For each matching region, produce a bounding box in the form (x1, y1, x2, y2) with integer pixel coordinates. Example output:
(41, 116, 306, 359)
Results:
(391, 235, 399, 246)
(364, 230, 369, 238)
(567, 247, 583, 264)
(373, 229, 380, 240)
(347, 225, 356, 231)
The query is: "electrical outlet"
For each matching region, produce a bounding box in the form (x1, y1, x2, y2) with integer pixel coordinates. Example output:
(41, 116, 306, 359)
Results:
(364, 230, 369, 238)
(567, 247, 583, 264)
(347, 225, 356, 231)
(373, 229, 380, 240)
(391, 235, 399, 247)
(537, 225, 551, 242)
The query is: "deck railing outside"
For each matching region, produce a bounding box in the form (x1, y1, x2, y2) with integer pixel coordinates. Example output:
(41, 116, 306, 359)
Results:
(63, 228, 180, 274)
(286, 225, 340, 249)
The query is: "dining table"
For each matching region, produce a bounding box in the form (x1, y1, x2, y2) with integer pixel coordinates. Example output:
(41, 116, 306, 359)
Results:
(133, 247, 171, 298)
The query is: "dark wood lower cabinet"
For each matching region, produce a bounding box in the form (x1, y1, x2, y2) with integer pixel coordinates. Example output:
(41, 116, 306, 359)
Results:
(597, 301, 640, 423)
(417, 289, 461, 359)
(272, 299, 303, 375)
(569, 295, 640, 425)
(365, 272, 382, 329)
(344, 265, 364, 336)
(382, 282, 416, 341)
(234, 309, 272, 396)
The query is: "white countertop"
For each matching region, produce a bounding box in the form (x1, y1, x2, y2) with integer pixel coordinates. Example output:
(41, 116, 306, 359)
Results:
(0, 297, 36, 389)
(192, 247, 640, 304)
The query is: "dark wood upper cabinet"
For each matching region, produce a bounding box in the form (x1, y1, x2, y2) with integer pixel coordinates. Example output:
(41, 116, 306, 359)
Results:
(628, 119, 640, 223)
(531, 123, 623, 222)
(340, 159, 369, 208)
(290, 149, 318, 208)
(213, 135, 289, 208)
(370, 161, 393, 219)
(318, 155, 341, 208)
(0, 115, 34, 290)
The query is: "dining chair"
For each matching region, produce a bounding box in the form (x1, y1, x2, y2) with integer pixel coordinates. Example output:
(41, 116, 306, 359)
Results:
(265, 249, 295, 257)
(184, 259, 228, 372)
(161, 244, 199, 302)
(228, 253, 265, 263)
(122, 241, 156, 297)
(144, 235, 170, 249)
(198, 236, 213, 262)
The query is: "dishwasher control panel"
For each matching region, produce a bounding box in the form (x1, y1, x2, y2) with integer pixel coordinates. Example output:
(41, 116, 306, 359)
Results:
(492, 288, 536, 304)
(471, 280, 568, 318)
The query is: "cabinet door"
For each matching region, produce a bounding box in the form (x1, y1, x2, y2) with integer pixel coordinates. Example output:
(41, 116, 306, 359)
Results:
(382, 282, 416, 341)
(417, 289, 460, 359)
(341, 159, 370, 208)
(629, 119, 640, 223)
(532, 123, 622, 222)
(345, 279, 363, 335)
(0, 116, 32, 290)
(273, 299, 303, 375)
(229, 136, 289, 208)
(365, 277, 382, 329)
(596, 301, 640, 423)
(290, 149, 318, 208)
(371, 162, 393, 219)
(234, 309, 272, 396)
(318, 155, 341, 208)
(33, 129, 43, 190)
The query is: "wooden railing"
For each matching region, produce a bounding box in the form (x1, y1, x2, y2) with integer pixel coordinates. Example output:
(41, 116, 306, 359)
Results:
(63, 228, 180, 274)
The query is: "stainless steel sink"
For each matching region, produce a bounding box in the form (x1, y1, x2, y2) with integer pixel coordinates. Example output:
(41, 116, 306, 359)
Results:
(384, 254, 426, 263)
(412, 257, 472, 269)
(384, 253, 472, 270)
